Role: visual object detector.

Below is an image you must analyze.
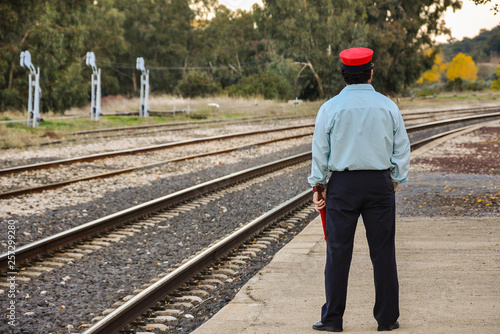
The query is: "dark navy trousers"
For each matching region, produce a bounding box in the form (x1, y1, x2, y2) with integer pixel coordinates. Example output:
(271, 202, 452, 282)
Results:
(321, 170, 399, 328)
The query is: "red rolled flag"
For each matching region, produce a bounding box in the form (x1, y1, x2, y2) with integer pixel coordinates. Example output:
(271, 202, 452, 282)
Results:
(315, 183, 327, 241)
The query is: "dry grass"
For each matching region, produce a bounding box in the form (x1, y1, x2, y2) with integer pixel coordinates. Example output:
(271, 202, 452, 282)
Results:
(0, 95, 321, 150)
(397, 90, 500, 112)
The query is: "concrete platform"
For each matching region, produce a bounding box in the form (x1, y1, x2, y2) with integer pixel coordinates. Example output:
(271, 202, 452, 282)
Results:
(192, 216, 499, 333)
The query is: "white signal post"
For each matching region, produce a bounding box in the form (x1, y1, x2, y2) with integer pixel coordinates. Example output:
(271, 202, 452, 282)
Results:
(136, 57, 149, 117)
(86, 52, 101, 121)
(20, 51, 41, 127)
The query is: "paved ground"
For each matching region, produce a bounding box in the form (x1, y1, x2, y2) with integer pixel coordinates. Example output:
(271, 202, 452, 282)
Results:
(192, 215, 499, 334)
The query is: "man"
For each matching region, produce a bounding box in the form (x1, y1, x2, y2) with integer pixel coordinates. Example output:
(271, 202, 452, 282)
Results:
(308, 47, 410, 332)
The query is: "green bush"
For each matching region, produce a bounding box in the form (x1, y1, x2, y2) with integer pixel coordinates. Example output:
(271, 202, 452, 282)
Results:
(175, 71, 222, 98)
(0, 89, 23, 111)
(225, 70, 293, 100)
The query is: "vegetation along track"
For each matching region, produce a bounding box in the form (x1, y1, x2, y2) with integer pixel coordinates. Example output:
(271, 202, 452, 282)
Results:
(1, 111, 499, 199)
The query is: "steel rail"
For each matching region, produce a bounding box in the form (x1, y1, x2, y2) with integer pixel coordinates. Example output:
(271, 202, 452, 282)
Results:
(0, 152, 311, 270)
(82, 190, 311, 334)
(406, 111, 500, 131)
(401, 105, 498, 118)
(0, 124, 314, 176)
(32, 115, 314, 148)
(410, 125, 476, 149)
(0, 133, 312, 199)
(72, 115, 315, 136)
(2, 114, 498, 268)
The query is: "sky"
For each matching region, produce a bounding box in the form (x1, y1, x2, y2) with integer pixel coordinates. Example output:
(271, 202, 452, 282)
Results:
(436, 0, 499, 43)
(218, 0, 499, 43)
(218, 0, 262, 11)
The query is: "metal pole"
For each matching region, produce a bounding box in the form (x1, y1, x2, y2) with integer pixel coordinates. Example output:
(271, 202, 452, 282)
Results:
(91, 73, 96, 121)
(33, 67, 41, 127)
(144, 70, 149, 117)
(86, 52, 100, 121)
(139, 74, 145, 117)
(136, 57, 149, 117)
(20, 51, 40, 127)
(27, 73, 33, 126)
(96, 68, 101, 121)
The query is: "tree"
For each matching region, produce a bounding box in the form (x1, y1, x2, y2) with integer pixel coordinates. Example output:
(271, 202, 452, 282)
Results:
(490, 67, 500, 90)
(114, 0, 195, 95)
(257, 0, 368, 99)
(446, 52, 478, 82)
(417, 50, 447, 84)
(470, 0, 499, 13)
(0, 0, 92, 113)
(175, 70, 221, 97)
(83, 0, 127, 96)
(225, 69, 295, 100)
(365, 0, 461, 95)
(190, 5, 263, 89)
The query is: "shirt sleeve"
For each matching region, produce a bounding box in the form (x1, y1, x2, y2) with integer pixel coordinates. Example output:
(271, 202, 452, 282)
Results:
(390, 111, 411, 183)
(308, 106, 331, 187)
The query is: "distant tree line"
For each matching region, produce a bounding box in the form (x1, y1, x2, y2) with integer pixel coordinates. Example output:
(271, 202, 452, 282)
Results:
(416, 25, 500, 95)
(0, 0, 469, 113)
(440, 25, 500, 63)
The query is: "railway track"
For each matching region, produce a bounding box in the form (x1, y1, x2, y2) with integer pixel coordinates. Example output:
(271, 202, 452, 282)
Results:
(0, 152, 312, 270)
(83, 190, 314, 334)
(0, 124, 314, 175)
(401, 105, 499, 122)
(0, 132, 312, 199)
(33, 115, 314, 147)
(1, 111, 499, 199)
(1, 115, 498, 333)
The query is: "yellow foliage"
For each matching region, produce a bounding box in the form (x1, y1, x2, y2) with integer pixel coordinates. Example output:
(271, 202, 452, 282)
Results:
(446, 53, 478, 82)
(491, 67, 500, 91)
(416, 50, 447, 85)
(417, 64, 441, 84)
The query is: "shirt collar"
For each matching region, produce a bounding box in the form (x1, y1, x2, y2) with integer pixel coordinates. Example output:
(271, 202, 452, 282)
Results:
(341, 84, 375, 93)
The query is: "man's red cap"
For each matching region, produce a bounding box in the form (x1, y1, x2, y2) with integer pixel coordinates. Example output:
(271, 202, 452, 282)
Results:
(339, 47, 373, 66)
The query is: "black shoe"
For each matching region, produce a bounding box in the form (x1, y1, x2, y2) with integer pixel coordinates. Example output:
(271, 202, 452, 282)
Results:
(312, 321, 343, 332)
(377, 321, 400, 331)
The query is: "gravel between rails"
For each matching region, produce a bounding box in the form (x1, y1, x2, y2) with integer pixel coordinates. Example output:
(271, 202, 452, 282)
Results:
(0, 118, 314, 168)
(0, 128, 313, 192)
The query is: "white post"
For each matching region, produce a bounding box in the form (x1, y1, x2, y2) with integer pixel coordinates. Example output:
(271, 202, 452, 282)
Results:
(20, 51, 41, 127)
(27, 73, 33, 126)
(33, 67, 41, 126)
(96, 68, 101, 121)
(139, 74, 145, 117)
(137, 57, 149, 117)
(90, 72, 96, 121)
(86, 52, 100, 121)
(144, 69, 149, 117)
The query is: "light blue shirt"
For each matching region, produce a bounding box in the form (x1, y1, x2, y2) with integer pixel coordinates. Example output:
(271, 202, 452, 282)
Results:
(307, 84, 410, 187)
